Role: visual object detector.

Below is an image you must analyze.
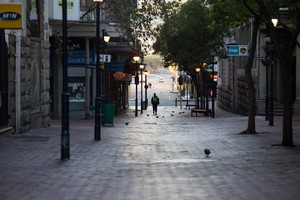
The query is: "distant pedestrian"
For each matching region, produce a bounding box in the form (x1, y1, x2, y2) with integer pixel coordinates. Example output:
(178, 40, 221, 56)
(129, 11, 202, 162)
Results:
(151, 93, 160, 115)
(149, 83, 152, 89)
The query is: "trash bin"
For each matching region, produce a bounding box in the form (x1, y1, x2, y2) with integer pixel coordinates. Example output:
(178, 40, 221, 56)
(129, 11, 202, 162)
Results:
(142, 101, 147, 110)
(104, 104, 115, 127)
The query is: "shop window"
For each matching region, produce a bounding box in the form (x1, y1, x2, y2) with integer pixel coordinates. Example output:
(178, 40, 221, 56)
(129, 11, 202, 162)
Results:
(68, 77, 85, 102)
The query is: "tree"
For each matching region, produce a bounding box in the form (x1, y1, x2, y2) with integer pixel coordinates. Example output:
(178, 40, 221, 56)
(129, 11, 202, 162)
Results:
(255, 0, 300, 146)
(208, 0, 262, 134)
(104, 0, 182, 53)
(210, 0, 300, 145)
(153, 0, 224, 73)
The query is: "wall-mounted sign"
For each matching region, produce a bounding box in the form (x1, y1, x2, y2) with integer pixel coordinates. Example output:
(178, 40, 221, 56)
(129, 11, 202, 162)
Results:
(107, 62, 125, 72)
(100, 54, 111, 63)
(0, 4, 23, 29)
(227, 45, 249, 56)
(68, 50, 95, 65)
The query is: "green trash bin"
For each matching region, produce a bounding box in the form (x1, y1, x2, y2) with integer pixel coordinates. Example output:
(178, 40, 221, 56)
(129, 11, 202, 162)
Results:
(104, 104, 115, 127)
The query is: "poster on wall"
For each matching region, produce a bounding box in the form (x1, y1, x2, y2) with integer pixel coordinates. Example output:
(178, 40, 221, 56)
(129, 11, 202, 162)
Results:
(30, 41, 41, 114)
(68, 77, 85, 102)
(50, 0, 80, 21)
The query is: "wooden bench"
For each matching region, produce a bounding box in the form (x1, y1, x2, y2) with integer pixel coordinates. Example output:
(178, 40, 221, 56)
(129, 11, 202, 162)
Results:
(191, 108, 211, 117)
(185, 104, 196, 109)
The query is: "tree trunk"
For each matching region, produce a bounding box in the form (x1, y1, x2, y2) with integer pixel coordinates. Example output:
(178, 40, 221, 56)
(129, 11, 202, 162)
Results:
(282, 62, 294, 146)
(272, 29, 295, 147)
(241, 15, 261, 134)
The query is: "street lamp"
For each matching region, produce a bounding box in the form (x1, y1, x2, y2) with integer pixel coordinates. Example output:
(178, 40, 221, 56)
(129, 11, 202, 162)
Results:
(202, 63, 207, 109)
(195, 67, 201, 109)
(101, 30, 110, 105)
(61, 0, 70, 160)
(144, 69, 149, 109)
(261, 41, 270, 121)
(133, 55, 140, 117)
(94, 0, 104, 141)
(268, 17, 278, 126)
(140, 64, 145, 114)
(210, 49, 216, 118)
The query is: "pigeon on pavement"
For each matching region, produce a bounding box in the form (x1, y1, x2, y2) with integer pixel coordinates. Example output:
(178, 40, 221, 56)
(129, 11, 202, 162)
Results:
(204, 148, 211, 157)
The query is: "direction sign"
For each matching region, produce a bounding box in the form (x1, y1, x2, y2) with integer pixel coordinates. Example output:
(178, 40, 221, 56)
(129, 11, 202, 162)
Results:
(227, 45, 249, 56)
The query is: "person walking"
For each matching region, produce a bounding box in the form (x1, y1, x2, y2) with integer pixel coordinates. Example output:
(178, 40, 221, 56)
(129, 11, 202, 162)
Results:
(151, 93, 160, 115)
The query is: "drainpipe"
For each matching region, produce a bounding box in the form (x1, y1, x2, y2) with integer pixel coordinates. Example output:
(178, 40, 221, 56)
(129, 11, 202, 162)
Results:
(14, 31, 21, 134)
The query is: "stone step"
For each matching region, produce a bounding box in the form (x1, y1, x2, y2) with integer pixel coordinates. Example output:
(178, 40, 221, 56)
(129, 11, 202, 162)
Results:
(0, 127, 14, 136)
(273, 105, 294, 116)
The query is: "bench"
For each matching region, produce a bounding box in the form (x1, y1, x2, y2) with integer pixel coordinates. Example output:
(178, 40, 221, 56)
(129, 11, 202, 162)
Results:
(185, 104, 196, 109)
(191, 108, 211, 117)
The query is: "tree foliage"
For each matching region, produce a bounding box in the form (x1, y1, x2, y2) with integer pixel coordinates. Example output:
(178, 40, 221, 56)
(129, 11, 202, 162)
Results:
(104, 0, 182, 53)
(153, 0, 225, 73)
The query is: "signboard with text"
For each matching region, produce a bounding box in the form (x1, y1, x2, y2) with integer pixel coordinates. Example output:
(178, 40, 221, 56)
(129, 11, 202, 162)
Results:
(67, 50, 94, 65)
(0, 4, 23, 29)
(227, 45, 249, 56)
(106, 62, 125, 72)
(100, 54, 111, 63)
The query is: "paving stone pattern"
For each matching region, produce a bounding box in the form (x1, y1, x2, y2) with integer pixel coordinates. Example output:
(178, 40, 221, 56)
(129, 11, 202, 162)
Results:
(0, 106, 299, 200)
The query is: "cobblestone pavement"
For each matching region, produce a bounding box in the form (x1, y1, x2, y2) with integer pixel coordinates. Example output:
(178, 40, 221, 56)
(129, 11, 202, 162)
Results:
(0, 106, 299, 200)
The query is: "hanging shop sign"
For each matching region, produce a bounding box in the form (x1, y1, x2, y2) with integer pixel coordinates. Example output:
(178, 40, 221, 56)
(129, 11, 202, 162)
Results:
(0, 4, 23, 29)
(107, 62, 125, 72)
(227, 45, 249, 56)
(113, 71, 126, 80)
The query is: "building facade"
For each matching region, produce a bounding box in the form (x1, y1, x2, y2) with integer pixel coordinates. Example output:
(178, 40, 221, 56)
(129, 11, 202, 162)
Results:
(0, 0, 51, 134)
(0, 0, 141, 134)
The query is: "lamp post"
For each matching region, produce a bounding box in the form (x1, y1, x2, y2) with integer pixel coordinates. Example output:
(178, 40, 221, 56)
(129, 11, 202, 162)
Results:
(101, 30, 110, 104)
(268, 18, 278, 126)
(133, 56, 140, 117)
(94, 0, 104, 141)
(144, 70, 149, 109)
(61, 0, 70, 160)
(195, 67, 201, 109)
(202, 63, 207, 109)
(140, 64, 145, 113)
(210, 49, 216, 118)
(265, 57, 269, 121)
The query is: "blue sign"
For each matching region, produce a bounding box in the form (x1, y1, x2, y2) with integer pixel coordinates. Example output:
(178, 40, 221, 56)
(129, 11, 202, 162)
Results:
(0, 12, 21, 20)
(227, 45, 249, 56)
(67, 50, 95, 65)
(106, 62, 125, 71)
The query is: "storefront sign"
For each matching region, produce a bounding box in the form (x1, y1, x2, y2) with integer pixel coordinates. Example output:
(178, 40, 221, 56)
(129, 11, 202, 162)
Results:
(0, 4, 23, 29)
(113, 71, 126, 80)
(107, 62, 125, 71)
(227, 45, 249, 56)
(68, 50, 94, 65)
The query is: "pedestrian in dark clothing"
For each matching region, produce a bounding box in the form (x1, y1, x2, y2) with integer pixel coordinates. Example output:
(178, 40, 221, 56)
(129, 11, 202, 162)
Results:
(151, 93, 160, 115)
